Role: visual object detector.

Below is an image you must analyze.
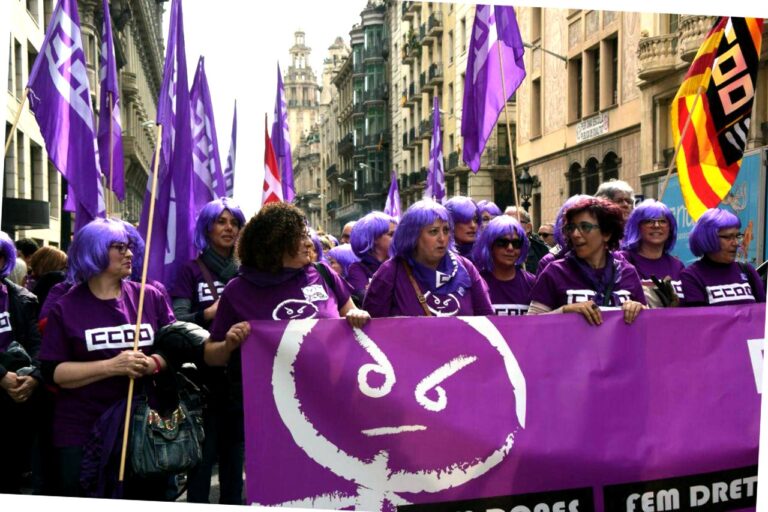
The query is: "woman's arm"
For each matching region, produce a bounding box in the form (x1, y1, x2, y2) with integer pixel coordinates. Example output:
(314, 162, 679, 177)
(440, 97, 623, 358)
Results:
(203, 321, 251, 367)
(52, 350, 153, 389)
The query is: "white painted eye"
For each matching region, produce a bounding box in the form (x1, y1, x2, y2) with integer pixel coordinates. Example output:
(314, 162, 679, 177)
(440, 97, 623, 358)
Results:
(353, 328, 395, 398)
(415, 355, 478, 412)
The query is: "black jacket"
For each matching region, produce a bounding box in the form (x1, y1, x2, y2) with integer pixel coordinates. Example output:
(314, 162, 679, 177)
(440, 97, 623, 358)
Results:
(0, 278, 41, 381)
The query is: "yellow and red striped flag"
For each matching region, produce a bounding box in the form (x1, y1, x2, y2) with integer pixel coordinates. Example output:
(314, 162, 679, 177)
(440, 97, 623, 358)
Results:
(671, 17, 763, 220)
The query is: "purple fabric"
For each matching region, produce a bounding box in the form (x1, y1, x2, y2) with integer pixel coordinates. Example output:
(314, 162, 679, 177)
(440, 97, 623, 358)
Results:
(461, 5, 526, 173)
(480, 269, 535, 316)
(531, 254, 646, 309)
(272, 64, 294, 202)
(138, 0, 196, 292)
(0, 284, 12, 351)
(38, 280, 174, 447)
(619, 250, 686, 299)
(40, 281, 73, 320)
(425, 95, 446, 203)
(27, 0, 105, 227)
(190, 56, 226, 215)
(363, 256, 493, 317)
(680, 258, 766, 306)
(535, 250, 560, 276)
(169, 259, 225, 313)
(409, 251, 471, 295)
(241, 306, 762, 510)
(97, 0, 124, 200)
(384, 170, 401, 220)
(347, 257, 382, 298)
(222, 101, 237, 197)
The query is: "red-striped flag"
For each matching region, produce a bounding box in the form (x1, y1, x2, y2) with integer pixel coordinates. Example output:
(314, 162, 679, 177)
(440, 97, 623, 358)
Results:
(671, 17, 763, 220)
(263, 115, 283, 205)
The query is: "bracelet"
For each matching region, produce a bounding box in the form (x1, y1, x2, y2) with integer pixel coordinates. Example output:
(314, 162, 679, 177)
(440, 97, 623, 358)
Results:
(150, 354, 163, 375)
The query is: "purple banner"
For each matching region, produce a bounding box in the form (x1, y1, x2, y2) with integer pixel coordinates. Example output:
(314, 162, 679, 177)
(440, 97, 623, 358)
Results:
(241, 306, 763, 511)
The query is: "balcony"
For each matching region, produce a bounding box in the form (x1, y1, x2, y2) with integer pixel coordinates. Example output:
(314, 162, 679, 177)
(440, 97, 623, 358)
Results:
(418, 24, 427, 45)
(678, 15, 715, 63)
(351, 101, 364, 119)
(336, 201, 364, 221)
(402, 132, 409, 148)
(427, 63, 443, 86)
(401, 43, 417, 64)
(407, 127, 420, 149)
(363, 43, 385, 62)
(326, 164, 338, 180)
(122, 71, 138, 99)
(409, 171, 421, 188)
(326, 200, 338, 212)
(401, 1, 414, 21)
(406, 82, 421, 106)
(352, 60, 364, 76)
(364, 84, 388, 105)
(447, 151, 460, 171)
(337, 133, 354, 155)
(364, 180, 385, 197)
(427, 12, 443, 37)
(419, 119, 431, 140)
(420, 71, 426, 90)
(637, 34, 678, 81)
(338, 169, 355, 188)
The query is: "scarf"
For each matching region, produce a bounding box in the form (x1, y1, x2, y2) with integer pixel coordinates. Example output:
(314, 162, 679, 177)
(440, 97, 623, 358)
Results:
(567, 250, 622, 307)
(407, 251, 471, 295)
(200, 246, 239, 283)
(360, 254, 383, 278)
(455, 242, 474, 259)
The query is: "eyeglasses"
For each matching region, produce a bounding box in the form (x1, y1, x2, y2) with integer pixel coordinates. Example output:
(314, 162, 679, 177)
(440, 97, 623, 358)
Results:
(538, 232, 553, 239)
(718, 233, 744, 243)
(641, 218, 669, 227)
(493, 238, 523, 250)
(109, 242, 134, 255)
(563, 222, 600, 235)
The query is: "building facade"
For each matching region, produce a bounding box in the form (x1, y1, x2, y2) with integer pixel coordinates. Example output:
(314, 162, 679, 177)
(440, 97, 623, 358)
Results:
(285, 30, 321, 150)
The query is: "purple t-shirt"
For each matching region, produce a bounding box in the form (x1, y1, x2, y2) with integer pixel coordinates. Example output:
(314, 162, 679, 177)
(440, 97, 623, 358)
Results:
(39, 280, 175, 447)
(530, 255, 646, 309)
(680, 258, 766, 306)
(363, 256, 494, 317)
(0, 283, 13, 352)
(170, 259, 226, 313)
(619, 250, 686, 298)
(480, 269, 536, 316)
(347, 259, 381, 297)
(536, 252, 558, 276)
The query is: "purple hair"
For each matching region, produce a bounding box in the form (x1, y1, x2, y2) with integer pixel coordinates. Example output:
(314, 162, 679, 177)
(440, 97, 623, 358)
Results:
(327, 234, 339, 246)
(689, 208, 741, 257)
(327, 244, 359, 278)
(445, 196, 478, 224)
(118, 221, 147, 282)
(350, 211, 397, 258)
(194, 198, 246, 252)
(472, 216, 529, 272)
(309, 228, 326, 262)
(0, 231, 17, 278)
(391, 199, 453, 259)
(621, 199, 678, 253)
(477, 200, 502, 218)
(554, 194, 593, 247)
(68, 219, 129, 283)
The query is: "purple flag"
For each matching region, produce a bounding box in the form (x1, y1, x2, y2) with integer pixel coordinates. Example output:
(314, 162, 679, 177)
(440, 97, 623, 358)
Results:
(190, 56, 226, 214)
(384, 169, 401, 221)
(97, 0, 124, 201)
(461, 5, 526, 173)
(425, 95, 446, 203)
(272, 64, 294, 202)
(138, 0, 195, 291)
(222, 101, 237, 197)
(27, 0, 105, 229)
(242, 306, 762, 511)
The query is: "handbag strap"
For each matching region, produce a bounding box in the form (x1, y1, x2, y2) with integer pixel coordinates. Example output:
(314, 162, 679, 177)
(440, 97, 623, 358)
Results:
(196, 258, 219, 301)
(402, 260, 432, 317)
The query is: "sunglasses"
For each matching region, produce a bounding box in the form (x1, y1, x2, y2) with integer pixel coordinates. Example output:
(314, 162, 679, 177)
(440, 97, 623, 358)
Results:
(538, 232, 553, 238)
(493, 238, 523, 250)
(109, 242, 135, 255)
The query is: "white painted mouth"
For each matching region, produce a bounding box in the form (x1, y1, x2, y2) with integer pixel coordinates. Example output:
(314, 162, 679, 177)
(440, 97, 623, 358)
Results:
(361, 425, 427, 437)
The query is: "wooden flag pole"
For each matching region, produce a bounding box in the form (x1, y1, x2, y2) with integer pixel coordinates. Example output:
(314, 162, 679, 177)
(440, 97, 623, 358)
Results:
(496, 42, 522, 224)
(4, 89, 29, 157)
(658, 85, 705, 201)
(107, 92, 114, 217)
(118, 122, 163, 482)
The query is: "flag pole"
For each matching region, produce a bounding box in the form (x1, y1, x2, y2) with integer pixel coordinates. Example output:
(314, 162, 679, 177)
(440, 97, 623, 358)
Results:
(118, 122, 163, 482)
(107, 91, 114, 217)
(658, 85, 705, 201)
(496, 42, 522, 223)
(3, 89, 29, 157)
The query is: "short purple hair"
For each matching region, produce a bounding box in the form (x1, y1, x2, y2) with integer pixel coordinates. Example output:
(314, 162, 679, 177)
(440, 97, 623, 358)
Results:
(391, 199, 453, 259)
(350, 211, 397, 258)
(445, 196, 478, 224)
(0, 231, 17, 278)
(622, 199, 678, 253)
(554, 194, 592, 247)
(689, 208, 741, 257)
(68, 219, 129, 283)
(118, 220, 146, 282)
(563, 197, 625, 251)
(477, 200, 502, 218)
(326, 244, 359, 278)
(194, 198, 246, 252)
(309, 228, 326, 262)
(472, 216, 529, 272)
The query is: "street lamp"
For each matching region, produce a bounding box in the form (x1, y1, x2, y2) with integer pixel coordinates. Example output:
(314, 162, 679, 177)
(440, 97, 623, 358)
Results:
(517, 167, 533, 211)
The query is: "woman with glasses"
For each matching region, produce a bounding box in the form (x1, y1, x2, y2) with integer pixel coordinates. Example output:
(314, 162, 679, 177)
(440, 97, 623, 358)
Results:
(536, 194, 592, 276)
(680, 208, 765, 307)
(477, 200, 503, 230)
(347, 211, 397, 299)
(528, 197, 646, 325)
(619, 200, 685, 307)
(39, 219, 175, 498)
(473, 216, 535, 316)
(445, 196, 479, 259)
(364, 199, 493, 317)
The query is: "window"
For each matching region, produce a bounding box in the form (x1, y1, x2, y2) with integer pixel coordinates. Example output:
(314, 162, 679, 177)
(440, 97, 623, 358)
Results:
(584, 158, 600, 194)
(531, 7, 542, 42)
(530, 78, 541, 137)
(609, 37, 618, 106)
(568, 164, 582, 196)
(16, 135, 25, 198)
(667, 14, 679, 34)
(30, 141, 44, 201)
(26, 0, 39, 23)
(448, 31, 454, 63)
(568, 56, 582, 122)
(448, 83, 454, 113)
(14, 39, 23, 99)
(459, 173, 468, 195)
(603, 152, 619, 182)
(6, 44, 12, 93)
(460, 18, 467, 53)
(497, 125, 510, 165)
(584, 47, 599, 116)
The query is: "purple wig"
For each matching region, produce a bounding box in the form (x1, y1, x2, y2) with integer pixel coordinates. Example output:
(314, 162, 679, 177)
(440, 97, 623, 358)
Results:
(194, 197, 246, 252)
(350, 211, 397, 258)
(554, 194, 593, 247)
(327, 244, 359, 278)
(68, 219, 129, 283)
(118, 220, 146, 282)
(445, 196, 478, 224)
(309, 228, 326, 262)
(477, 200, 502, 218)
(391, 199, 453, 259)
(472, 216, 529, 272)
(0, 231, 17, 278)
(621, 199, 678, 253)
(689, 208, 741, 257)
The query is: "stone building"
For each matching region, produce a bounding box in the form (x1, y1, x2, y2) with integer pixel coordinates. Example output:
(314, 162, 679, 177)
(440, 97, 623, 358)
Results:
(285, 30, 321, 150)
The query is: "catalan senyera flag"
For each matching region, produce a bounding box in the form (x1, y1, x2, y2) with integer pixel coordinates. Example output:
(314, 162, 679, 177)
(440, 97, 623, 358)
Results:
(263, 115, 283, 206)
(671, 17, 764, 220)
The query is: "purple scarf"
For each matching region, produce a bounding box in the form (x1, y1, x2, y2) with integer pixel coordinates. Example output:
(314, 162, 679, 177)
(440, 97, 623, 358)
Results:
(360, 254, 383, 278)
(239, 265, 305, 287)
(566, 250, 623, 307)
(407, 251, 471, 296)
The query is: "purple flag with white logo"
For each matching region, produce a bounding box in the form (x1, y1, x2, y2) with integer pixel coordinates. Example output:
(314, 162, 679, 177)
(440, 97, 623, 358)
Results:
(27, 0, 105, 230)
(384, 170, 401, 221)
(241, 306, 762, 511)
(139, 0, 195, 291)
(222, 101, 237, 197)
(461, 5, 526, 173)
(97, 0, 124, 201)
(425, 95, 446, 203)
(272, 64, 294, 202)
(190, 56, 226, 214)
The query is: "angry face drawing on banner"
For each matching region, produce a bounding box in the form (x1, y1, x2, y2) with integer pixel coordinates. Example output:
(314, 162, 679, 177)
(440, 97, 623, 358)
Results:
(268, 316, 526, 511)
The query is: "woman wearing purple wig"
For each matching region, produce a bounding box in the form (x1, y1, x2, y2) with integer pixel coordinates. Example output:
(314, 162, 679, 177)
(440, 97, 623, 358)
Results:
(680, 208, 765, 306)
(473, 216, 536, 315)
(536, 194, 592, 275)
(363, 199, 493, 317)
(347, 211, 397, 298)
(619, 200, 685, 307)
(444, 196, 479, 259)
(327, 244, 359, 279)
(38, 219, 175, 498)
(477, 200, 502, 229)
